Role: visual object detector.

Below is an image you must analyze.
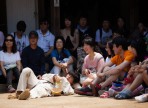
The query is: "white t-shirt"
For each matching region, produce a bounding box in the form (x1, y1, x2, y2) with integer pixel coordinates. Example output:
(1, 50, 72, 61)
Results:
(83, 53, 104, 72)
(95, 28, 112, 44)
(105, 56, 116, 67)
(0, 51, 21, 70)
(105, 56, 111, 63)
(11, 32, 29, 54)
(36, 30, 55, 52)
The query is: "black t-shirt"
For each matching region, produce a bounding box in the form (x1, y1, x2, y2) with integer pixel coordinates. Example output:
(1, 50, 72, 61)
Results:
(21, 46, 45, 76)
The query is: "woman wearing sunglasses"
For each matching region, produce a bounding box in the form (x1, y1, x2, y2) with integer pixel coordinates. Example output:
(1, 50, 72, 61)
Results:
(0, 34, 22, 93)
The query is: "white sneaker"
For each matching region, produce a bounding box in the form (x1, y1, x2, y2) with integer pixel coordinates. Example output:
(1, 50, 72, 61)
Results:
(135, 94, 148, 102)
(108, 88, 115, 97)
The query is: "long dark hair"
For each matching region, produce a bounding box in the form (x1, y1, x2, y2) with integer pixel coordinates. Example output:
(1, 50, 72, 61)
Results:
(2, 34, 17, 53)
(54, 36, 66, 50)
(64, 16, 75, 37)
(116, 16, 126, 28)
(128, 38, 146, 62)
(107, 40, 114, 58)
(54, 36, 67, 59)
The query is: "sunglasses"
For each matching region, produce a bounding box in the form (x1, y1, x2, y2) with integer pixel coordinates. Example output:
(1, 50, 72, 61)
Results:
(5, 39, 13, 42)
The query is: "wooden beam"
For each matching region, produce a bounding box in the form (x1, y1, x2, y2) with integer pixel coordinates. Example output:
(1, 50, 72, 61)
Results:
(50, 0, 60, 36)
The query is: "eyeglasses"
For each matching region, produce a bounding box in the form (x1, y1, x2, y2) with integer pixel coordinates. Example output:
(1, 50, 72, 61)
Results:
(5, 39, 13, 42)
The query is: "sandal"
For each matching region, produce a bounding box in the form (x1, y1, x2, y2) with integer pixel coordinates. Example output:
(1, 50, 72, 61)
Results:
(100, 91, 109, 98)
(74, 87, 93, 96)
(115, 92, 131, 99)
(90, 84, 101, 97)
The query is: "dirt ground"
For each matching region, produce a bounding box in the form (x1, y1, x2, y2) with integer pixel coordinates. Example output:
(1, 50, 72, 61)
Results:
(0, 93, 147, 108)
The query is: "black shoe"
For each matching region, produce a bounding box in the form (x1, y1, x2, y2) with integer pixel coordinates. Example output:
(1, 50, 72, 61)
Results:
(75, 87, 93, 96)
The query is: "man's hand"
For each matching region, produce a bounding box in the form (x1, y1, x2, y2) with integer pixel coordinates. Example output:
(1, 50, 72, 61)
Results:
(138, 65, 147, 73)
(128, 65, 141, 73)
(128, 66, 137, 75)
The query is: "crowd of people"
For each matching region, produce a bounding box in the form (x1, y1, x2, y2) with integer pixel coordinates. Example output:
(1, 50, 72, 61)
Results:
(0, 15, 148, 103)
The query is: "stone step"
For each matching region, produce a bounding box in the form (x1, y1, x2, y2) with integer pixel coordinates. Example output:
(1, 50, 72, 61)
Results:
(0, 84, 7, 93)
(0, 84, 17, 93)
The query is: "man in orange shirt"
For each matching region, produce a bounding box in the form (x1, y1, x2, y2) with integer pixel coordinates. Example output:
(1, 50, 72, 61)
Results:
(90, 37, 135, 96)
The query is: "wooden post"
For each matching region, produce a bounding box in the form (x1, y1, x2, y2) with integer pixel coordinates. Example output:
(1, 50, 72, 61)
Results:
(120, 0, 139, 32)
(50, 0, 60, 36)
(0, 0, 7, 35)
(129, 0, 139, 31)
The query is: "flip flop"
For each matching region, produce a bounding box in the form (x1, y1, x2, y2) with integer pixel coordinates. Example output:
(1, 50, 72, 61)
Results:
(100, 91, 109, 98)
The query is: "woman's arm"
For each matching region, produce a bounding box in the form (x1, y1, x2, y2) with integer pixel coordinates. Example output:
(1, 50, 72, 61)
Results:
(66, 56, 73, 65)
(16, 60, 22, 72)
(0, 61, 7, 77)
(52, 57, 62, 68)
(96, 57, 105, 72)
(62, 56, 73, 68)
(81, 57, 89, 75)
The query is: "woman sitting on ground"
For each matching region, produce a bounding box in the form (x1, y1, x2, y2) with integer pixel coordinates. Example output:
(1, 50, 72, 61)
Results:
(75, 36, 104, 96)
(50, 36, 74, 76)
(0, 34, 22, 93)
